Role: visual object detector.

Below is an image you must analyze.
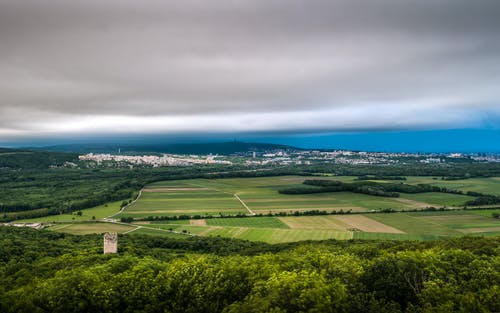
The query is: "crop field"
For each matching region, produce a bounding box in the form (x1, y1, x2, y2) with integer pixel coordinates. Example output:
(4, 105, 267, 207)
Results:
(50, 209, 500, 242)
(399, 192, 474, 207)
(17, 200, 125, 223)
(118, 176, 489, 220)
(201, 227, 354, 243)
(278, 215, 404, 233)
(119, 176, 448, 219)
(468, 208, 500, 217)
(122, 187, 248, 217)
(389, 177, 500, 196)
(123, 208, 500, 243)
(205, 217, 289, 228)
(39, 175, 499, 242)
(50, 222, 135, 235)
(130, 227, 189, 238)
(368, 210, 500, 236)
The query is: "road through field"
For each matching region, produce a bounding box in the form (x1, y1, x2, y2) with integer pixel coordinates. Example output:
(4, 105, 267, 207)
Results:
(105, 189, 143, 219)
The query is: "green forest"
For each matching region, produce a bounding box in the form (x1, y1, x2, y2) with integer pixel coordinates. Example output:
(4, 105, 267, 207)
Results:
(0, 227, 499, 313)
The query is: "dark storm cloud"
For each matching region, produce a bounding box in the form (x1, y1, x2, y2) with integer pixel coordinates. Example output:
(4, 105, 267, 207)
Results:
(0, 0, 499, 137)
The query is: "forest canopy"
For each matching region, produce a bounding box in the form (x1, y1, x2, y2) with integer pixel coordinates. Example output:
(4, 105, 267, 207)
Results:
(0, 227, 499, 313)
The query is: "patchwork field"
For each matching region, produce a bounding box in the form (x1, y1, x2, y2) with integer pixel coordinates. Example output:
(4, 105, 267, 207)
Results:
(123, 187, 248, 217)
(118, 176, 476, 219)
(277, 215, 404, 233)
(33, 175, 499, 242)
(49, 208, 500, 242)
(368, 211, 500, 236)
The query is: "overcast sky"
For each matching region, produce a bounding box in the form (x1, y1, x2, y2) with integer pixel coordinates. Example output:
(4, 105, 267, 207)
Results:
(1, 0, 500, 141)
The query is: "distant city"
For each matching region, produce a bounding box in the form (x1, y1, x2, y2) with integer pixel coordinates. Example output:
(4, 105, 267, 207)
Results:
(77, 149, 500, 168)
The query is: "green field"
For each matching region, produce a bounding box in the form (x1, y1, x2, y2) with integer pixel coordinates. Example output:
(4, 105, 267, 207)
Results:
(17, 200, 125, 223)
(123, 189, 248, 217)
(37, 175, 500, 242)
(368, 210, 500, 236)
(468, 208, 500, 217)
(208, 228, 353, 243)
(120, 176, 448, 219)
(206, 217, 289, 228)
(400, 192, 474, 207)
(129, 227, 190, 238)
(50, 222, 135, 235)
(390, 177, 500, 196)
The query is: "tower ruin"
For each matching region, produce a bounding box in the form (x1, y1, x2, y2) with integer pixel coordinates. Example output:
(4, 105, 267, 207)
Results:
(103, 232, 118, 254)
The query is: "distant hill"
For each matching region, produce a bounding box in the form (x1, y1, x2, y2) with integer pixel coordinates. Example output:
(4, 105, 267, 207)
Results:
(34, 141, 302, 155)
(0, 148, 79, 169)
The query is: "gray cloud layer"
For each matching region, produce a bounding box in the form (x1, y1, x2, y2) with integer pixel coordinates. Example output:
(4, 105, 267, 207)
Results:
(1, 0, 500, 138)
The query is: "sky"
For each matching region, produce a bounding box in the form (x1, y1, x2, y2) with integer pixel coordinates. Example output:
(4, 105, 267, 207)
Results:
(0, 0, 499, 151)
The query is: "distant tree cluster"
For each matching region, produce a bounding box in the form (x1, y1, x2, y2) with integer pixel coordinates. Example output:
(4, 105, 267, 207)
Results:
(278, 180, 470, 198)
(465, 195, 500, 206)
(355, 175, 407, 181)
(0, 149, 79, 169)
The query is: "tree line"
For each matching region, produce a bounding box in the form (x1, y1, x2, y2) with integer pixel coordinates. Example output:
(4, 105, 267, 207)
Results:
(279, 180, 500, 207)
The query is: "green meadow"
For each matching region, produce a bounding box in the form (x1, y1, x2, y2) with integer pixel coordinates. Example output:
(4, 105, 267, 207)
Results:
(17, 200, 125, 223)
(119, 176, 422, 218)
(49, 222, 135, 235)
(24, 175, 499, 243)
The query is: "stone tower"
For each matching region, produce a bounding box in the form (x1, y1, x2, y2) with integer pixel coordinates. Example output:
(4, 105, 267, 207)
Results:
(103, 232, 118, 254)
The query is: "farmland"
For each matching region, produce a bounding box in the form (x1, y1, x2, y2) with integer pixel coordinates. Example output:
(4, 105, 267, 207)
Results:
(21, 175, 500, 243)
(17, 200, 124, 223)
(125, 209, 500, 243)
(401, 176, 500, 195)
(117, 176, 479, 219)
(49, 221, 135, 235)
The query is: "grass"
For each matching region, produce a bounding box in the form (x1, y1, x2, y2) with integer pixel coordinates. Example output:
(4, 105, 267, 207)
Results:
(205, 227, 353, 243)
(37, 175, 500, 243)
(401, 192, 474, 207)
(467, 209, 500, 217)
(206, 217, 289, 228)
(149, 219, 191, 224)
(391, 177, 500, 196)
(121, 189, 247, 217)
(367, 210, 500, 236)
(417, 214, 500, 232)
(128, 227, 189, 238)
(278, 216, 351, 231)
(16, 200, 126, 223)
(121, 176, 429, 219)
(367, 212, 462, 236)
(352, 232, 440, 240)
(52, 222, 135, 235)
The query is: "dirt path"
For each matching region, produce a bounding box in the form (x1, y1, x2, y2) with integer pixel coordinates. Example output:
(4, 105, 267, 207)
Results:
(105, 189, 143, 220)
(234, 194, 256, 215)
(113, 221, 197, 237)
(122, 226, 141, 234)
